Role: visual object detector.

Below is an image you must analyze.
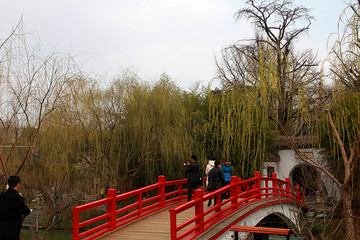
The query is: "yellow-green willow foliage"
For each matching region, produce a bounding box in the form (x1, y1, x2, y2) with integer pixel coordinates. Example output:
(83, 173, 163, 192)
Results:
(316, 3, 360, 195)
(317, 89, 360, 188)
(208, 44, 296, 179)
(19, 71, 211, 196)
(22, 77, 103, 192)
(114, 73, 207, 189)
(207, 87, 276, 180)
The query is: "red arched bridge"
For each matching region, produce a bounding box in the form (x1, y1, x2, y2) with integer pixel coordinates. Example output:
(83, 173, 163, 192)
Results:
(73, 172, 307, 240)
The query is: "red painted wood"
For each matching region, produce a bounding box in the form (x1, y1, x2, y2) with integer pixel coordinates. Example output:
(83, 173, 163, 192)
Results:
(72, 175, 188, 240)
(229, 225, 291, 235)
(72, 172, 306, 240)
(169, 172, 306, 240)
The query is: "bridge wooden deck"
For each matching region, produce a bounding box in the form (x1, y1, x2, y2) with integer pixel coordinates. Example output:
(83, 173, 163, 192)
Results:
(100, 201, 209, 240)
(99, 199, 282, 240)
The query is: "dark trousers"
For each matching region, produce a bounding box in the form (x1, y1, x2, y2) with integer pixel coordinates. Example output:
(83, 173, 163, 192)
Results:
(207, 188, 219, 206)
(187, 183, 198, 201)
(222, 182, 230, 199)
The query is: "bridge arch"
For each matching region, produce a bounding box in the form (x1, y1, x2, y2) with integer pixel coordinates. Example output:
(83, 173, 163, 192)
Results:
(217, 202, 303, 240)
(257, 213, 293, 228)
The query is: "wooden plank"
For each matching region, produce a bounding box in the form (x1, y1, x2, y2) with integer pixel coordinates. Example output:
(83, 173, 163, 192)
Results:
(101, 201, 238, 239)
(100, 202, 204, 239)
(229, 226, 291, 235)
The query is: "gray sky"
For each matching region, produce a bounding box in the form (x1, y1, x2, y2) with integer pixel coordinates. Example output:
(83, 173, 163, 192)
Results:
(0, 0, 350, 90)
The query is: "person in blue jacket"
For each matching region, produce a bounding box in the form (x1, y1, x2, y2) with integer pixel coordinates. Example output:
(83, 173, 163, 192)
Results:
(222, 161, 231, 184)
(221, 161, 231, 199)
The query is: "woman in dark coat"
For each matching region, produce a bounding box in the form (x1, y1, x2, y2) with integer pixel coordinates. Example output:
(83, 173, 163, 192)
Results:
(207, 160, 225, 206)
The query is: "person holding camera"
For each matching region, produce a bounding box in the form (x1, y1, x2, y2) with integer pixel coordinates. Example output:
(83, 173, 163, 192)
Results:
(184, 155, 201, 201)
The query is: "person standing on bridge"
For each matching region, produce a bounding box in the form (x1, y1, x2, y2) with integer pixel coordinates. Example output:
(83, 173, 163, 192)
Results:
(207, 160, 225, 206)
(184, 155, 201, 201)
(205, 157, 216, 188)
(221, 161, 231, 199)
(0, 176, 31, 240)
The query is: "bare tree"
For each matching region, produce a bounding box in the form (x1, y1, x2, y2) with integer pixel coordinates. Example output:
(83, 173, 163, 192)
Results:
(216, 0, 320, 133)
(0, 20, 81, 186)
(330, 0, 360, 90)
(278, 97, 359, 239)
(0, 17, 25, 180)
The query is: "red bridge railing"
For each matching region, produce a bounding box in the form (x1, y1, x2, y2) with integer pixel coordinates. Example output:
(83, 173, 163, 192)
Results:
(73, 176, 188, 240)
(169, 172, 306, 240)
(73, 172, 305, 240)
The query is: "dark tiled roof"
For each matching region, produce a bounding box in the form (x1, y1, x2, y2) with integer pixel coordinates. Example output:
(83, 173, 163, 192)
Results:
(275, 135, 316, 150)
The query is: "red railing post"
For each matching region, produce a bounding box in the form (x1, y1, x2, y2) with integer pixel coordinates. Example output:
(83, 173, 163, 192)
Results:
(72, 207, 79, 240)
(265, 177, 269, 198)
(137, 193, 143, 216)
(194, 189, 204, 232)
(158, 175, 166, 207)
(255, 171, 261, 199)
(178, 183, 183, 201)
(285, 178, 291, 199)
(230, 176, 238, 209)
(272, 173, 277, 198)
(107, 189, 117, 231)
(169, 209, 177, 240)
(245, 181, 250, 203)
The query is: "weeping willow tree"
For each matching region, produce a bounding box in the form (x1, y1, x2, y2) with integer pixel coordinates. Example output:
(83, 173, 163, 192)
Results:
(293, 83, 360, 239)
(0, 19, 81, 188)
(303, 2, 360, 238)
(273, 2, 360, 238)
(209, 40, 284, 179)
(25, 68, 210, 196)
(207, 88, 276, 179)
(317, 90, 360, 186)
(112, 73, 208, 191)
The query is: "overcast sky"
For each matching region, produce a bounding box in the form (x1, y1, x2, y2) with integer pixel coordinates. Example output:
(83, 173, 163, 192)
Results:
(0, 0, 350, 90)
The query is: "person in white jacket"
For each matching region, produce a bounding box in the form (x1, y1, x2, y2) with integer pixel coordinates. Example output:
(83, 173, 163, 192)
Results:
(205, 157, 216, 187)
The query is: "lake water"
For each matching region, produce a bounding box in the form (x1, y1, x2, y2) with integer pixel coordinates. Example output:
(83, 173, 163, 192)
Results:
(20, 229, 72, 240)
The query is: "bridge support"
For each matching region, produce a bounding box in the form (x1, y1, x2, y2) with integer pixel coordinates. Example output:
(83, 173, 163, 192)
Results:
(216, 202, 304, 240)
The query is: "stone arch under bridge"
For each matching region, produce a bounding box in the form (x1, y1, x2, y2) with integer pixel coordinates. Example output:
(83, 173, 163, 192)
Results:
(214, 202, 304, 240)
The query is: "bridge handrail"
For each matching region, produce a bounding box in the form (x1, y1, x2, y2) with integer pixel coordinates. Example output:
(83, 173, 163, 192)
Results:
(169, 171, 306, 240)
(73, 176, 188, 240)
(72, 172, 305, 240)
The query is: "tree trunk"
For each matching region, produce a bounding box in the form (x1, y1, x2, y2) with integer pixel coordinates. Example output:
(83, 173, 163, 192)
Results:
(0, 153, 8, 181)
(342, 185, 358, 240)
